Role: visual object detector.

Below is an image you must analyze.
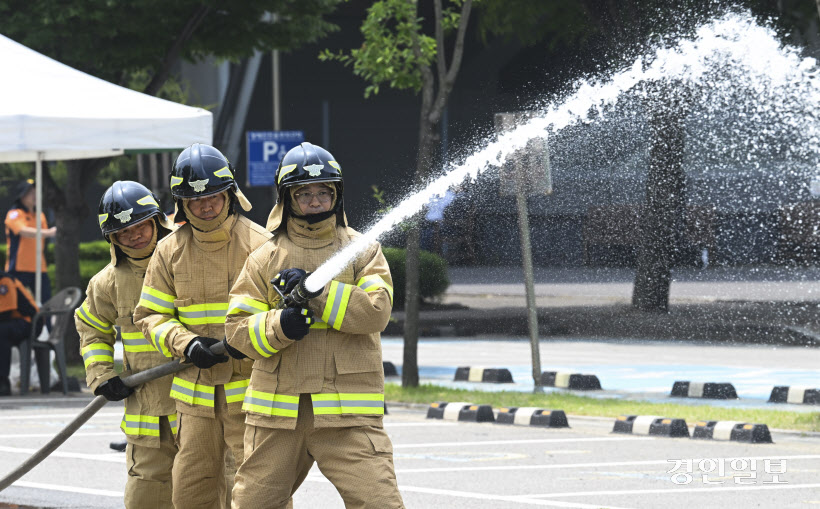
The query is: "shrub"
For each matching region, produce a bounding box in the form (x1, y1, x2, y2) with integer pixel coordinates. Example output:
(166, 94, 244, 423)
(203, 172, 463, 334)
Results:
(382, 247, 449, 307)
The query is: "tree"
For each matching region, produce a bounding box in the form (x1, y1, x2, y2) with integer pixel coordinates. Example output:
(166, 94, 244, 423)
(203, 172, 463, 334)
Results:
(321, 0, 473, 387)
(0, 0, 342, 291)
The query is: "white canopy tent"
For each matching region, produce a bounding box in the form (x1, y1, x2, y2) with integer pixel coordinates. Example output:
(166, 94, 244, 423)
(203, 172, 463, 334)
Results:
(0, 34, 212, 303)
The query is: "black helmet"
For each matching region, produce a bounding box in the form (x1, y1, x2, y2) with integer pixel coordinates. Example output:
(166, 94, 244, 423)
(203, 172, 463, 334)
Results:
(98, 181, 167, 240)
(275, 142, 343, 196)
(267, 142, 345, 231)
(171, 143, 238, 199)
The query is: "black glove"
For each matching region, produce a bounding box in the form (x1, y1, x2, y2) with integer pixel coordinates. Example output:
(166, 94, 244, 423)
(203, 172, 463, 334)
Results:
(222, 338, 247, 360)
(279, 307, 314, 340)
(185, 336, 229, 369)
(94, 376, 134, 402)
(271, 268, 307, 295)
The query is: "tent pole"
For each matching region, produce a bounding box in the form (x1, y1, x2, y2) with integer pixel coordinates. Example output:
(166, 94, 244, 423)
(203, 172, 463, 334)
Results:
(35, 153, 43, 305)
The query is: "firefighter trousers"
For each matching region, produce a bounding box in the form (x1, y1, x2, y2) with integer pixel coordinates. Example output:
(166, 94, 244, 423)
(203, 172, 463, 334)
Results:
(172, 385, 245, 509)
(232, 394, 405, 509)
(124, 416, 177, 509)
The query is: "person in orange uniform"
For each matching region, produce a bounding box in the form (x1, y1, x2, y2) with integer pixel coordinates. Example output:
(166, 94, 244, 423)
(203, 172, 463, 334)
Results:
(0, 271, 39, 395)
(4, 179, 55, 303)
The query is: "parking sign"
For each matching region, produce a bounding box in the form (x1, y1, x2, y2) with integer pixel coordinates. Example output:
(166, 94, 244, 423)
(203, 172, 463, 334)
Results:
(246, 131, 304, 187)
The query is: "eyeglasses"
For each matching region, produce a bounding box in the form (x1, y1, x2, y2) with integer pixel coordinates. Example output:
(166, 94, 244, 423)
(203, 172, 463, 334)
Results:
(294, 190, 334, 204)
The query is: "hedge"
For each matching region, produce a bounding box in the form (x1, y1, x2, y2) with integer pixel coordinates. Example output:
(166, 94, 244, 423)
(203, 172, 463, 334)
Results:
(382, 247, 449, 307)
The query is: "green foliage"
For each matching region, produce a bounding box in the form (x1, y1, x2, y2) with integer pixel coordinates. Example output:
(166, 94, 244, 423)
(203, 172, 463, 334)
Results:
(383, 247, 449, 306)
(320, 0, 467, 98)
(0, 240, 109, 292)
(475, 0, 588, 47)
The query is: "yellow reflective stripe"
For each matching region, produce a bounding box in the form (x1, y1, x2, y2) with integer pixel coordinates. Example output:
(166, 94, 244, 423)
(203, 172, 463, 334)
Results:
(170, 176, 183, 189)
(168, 413, 178, 435)
(98, 213, 108, 226)
(249, 312, 277, 358)
(328, 160, 341, 172)
(227, 297, 270, 315)
(177, 302, 229, 325)
(136, 195, 159, 207)
(170, 377, 215, 407)
(139, 286, 176, 314)
(224, 379, 250, 404)
(76, 301, 114, 334)
(310, 320, 330, 329)
(213, 166, 233, 178)
(321, 281, 353, 330)
(242, 390, 299, 417)
(277, 164, 298, 184)
(121, 331, 156, 353)
(120, 413, 160, 437)
(149, 319, 179, 358)
(357, 274, 394, 305)
(311, 393, 385, 415)
(81, 342, 114, 368)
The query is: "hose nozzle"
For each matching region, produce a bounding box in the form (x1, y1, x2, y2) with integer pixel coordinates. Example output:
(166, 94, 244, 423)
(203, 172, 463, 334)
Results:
(284, 273, 323, 307)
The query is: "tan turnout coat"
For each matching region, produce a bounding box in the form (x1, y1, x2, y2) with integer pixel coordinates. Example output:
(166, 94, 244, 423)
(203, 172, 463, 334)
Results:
(225, 219, 394, 429)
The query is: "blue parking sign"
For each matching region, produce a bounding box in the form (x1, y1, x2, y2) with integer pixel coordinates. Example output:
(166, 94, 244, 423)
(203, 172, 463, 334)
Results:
(246, 131, 304, 187)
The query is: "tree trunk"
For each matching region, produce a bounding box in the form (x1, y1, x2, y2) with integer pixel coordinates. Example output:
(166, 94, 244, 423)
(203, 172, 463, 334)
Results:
(402, 120, 437, 388)
(632, 99, 687, 312)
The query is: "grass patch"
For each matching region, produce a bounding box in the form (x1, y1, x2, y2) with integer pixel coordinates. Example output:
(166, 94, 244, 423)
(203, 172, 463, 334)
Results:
(385, 383, 820, 432)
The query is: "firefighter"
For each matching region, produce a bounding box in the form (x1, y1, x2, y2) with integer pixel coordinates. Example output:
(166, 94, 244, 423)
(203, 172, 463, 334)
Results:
(75, 181, 176, 508)
(225, 142, 405, 508)
(133, 144, 271, 509)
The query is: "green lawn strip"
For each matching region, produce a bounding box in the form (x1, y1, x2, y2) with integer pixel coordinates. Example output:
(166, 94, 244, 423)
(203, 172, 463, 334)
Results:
(385, 383, 820, 432)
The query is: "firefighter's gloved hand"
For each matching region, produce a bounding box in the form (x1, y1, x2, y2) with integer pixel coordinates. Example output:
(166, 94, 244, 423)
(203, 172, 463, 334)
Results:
(185, 336, 229, 369)
(279, 307, 314, 340)
(271, 268, 307, 295)
(94, 376, 134, 402)
(222, 338, 247, 360)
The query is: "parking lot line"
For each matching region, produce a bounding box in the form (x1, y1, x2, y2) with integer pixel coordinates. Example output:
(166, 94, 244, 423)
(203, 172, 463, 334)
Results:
(11, 480, 122, 497)
(0, 445, 125, 463)
(520, 482, 820, 499)
(394, 436, 653, 449)
(0, 432, 122, 439)
(0, 412, 122, 420)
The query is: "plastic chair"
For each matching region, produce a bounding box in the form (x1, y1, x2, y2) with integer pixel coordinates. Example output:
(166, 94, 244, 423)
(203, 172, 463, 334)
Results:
(19, 287, 83, 395)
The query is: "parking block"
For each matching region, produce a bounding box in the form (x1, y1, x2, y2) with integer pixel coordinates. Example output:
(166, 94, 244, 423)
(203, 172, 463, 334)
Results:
(496, 407, 569, 427)
(671, 381, 737, 399)
(768, 386, 820, 404)
(540, 371, 602, 390)
(383, 361, 399, 377)
(426, 402, 495, 422)
(454, 366, 514, 383)
(693, 421, 773, 443)
(612, 415, 690, 437)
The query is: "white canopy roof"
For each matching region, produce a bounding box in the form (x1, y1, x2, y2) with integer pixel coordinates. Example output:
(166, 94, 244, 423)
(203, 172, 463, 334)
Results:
(0, 34, 212, 163)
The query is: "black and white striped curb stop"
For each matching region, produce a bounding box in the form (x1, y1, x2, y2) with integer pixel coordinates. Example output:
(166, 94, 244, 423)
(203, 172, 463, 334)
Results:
(426, 402, 495, 422)
(612, 415, 690, 437)
(692, 421, 773, 443)
(383, 361, 399, 377)
(670, 381, 737, 399)
(496, 407, 569, 428)
(768, 386, 820, 405)
(540, 371, 601, 390)
(454, 367, 514, 383)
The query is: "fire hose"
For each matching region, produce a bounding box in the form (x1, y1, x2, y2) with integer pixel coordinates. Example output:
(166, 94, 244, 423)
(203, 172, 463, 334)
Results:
(0, 277, 321, 493)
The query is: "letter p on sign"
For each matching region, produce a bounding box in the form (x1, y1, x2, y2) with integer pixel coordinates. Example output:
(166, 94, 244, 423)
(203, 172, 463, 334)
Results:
(263, 141, 279, 161)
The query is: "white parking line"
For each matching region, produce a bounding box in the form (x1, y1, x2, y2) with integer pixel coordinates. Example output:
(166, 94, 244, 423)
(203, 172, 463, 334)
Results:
(396, 455, 820, 474)
(394, 437, 653, 449)
(385, 422, 458, 427)
(520, 482, 820, 499)
(0, 412, 121, 420)
(304, 476, 634, 508)
(0, 445, 125, 463)
(0, 432, 122, 439)
(11, 480, 122, 497)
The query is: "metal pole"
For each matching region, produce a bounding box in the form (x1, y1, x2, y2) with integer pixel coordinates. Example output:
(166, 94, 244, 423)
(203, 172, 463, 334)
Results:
(34, 154, 43, 305)
(514, 156, 542, 390)
(272, 52, 280, 131)
(0, 342, 227, 492)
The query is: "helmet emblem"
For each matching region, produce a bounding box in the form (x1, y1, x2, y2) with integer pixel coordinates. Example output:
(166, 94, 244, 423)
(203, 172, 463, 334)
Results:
(190, 179, 209, 193)
(114, 208, 133, 224)
(305, 164, 324, 177)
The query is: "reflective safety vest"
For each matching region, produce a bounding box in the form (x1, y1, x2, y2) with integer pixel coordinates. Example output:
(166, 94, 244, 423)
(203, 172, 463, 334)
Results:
(75, 250, 177, 447)
(134, 214, 271, 418)
(225, 216, 393, 429)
